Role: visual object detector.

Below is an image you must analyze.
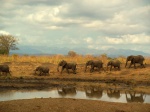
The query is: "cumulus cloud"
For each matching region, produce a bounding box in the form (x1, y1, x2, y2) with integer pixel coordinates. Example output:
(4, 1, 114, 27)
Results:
(84, 37, 93, 44)
(0, 0, 150, 53)
(0, 30, 10, 35)
(106, 34, 150, 44)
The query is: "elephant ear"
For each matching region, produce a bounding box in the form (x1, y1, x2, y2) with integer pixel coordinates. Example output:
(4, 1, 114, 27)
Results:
(87, 60, 92, 65)
(128, 55, 134, 61)
(62, 60, 67, 67)
(108, 61, 112, 65)
(111, 61, 113, 65)
(90, 61, 94, 64)
(131, 57, 134, 61)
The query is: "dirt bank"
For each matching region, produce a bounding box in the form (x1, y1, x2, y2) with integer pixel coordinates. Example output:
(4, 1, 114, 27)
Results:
(0, 98, 150, 112)
(0, 75, 150, 94)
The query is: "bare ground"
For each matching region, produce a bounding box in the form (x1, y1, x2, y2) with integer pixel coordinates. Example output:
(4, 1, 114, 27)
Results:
(0, 98, 150, 112)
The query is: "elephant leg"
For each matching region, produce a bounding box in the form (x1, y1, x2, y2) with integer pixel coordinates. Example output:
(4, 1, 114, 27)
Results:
(61, 67, 65, 74)
(110, 66, 112, 71)
(114, 66, 116, 71)
(129, 63, 132, 68)
(98, 67, 101, 73)
(141, 63, 145, 68)
(90, 67, 94, 73)
(66, 68, 69, 74)
(34, 70, 37, 75)
(72, 67, 76, 74)
(39, 71, 42, 76)
(118, 66, 120, 71)
(102, 67, 106, 72)
(90, 68, 92, 72)
(142, 64, 145, 68)
(134, 63, 136, 69)
(73, 69, 76, 74)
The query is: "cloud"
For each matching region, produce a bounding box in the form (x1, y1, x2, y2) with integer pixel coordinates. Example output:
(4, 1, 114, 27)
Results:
(0, 30, 10, 35)
(84, 37, 93, 44)
(106, 34, 150, 44)
(0, 0, 150, 54)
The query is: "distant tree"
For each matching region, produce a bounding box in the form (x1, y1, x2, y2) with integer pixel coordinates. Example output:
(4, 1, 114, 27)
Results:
(0, 34, 19, 55)
(101, 53, 107, 58)
(68, 50, 77, 57)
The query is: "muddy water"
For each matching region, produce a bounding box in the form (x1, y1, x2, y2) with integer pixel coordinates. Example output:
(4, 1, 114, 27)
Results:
(0, 87, 150, 103)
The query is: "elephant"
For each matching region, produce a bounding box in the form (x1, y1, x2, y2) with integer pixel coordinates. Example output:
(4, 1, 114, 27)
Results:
(107, 88, 121, 99)
(85, 60, 104, 73)
(84, 86, 103, 98)
(57, 60, 77, 74)
(0, 64, 11, 75)
(57, 86, 76, 96)
(125, 55, 145, 68)
(125, 91, 145, 103)
(107, 60, 121, 71)
(34, 66, 49, 76)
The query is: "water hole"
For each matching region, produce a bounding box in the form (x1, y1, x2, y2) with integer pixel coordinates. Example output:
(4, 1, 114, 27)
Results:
(0, 87, 149, 103)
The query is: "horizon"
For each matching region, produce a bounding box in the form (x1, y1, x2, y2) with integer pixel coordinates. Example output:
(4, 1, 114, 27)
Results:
(0, 0, 150, 54)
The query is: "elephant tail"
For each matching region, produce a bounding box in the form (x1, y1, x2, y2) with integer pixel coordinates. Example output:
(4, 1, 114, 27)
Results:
(125, 61, 128, 68)
(84, 65, 87, 72)
(57, 65, 60, 72)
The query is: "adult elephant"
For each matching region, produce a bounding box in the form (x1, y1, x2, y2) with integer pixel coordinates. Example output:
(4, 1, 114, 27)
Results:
(125, 55, 145, 68)
(0, 64, 11, 75)
(34, 66, 49, 76)
(57, 60, 77, 74)
(107, 60, 121, 71)
(84, 60, 103, 73)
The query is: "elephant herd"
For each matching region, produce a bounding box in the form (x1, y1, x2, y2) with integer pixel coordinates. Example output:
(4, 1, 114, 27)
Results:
(0, 55, 146, 76)
(55, 55, 145, 75)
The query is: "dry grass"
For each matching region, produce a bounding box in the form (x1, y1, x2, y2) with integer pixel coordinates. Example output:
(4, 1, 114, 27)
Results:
(0, 54, 150, 78)
(0, 54, 150, 65)
(0, 54, 123, 64)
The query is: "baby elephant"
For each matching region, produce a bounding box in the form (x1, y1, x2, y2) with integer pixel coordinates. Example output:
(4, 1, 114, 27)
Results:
(57, 60, 77, 74)
(107, 60, 121, 71)
(0, 64, 11, 75)
(34, 66, 50, 76)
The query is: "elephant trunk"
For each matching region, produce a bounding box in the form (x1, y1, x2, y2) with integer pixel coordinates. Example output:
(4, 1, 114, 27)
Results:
(107, 64, 109, 71)
(125, 60, 128, 68)
(57, 64, 60, 72)
(84, 64, 87, 72)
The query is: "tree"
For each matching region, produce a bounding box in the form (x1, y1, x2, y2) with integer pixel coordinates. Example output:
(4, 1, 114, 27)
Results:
(0, 34, 19, 55)
(0, 49, 7, 54)
(68, 50, 77, 57)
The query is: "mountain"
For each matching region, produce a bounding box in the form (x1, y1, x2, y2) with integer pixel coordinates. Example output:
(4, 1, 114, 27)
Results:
(10, 45, 150, 57)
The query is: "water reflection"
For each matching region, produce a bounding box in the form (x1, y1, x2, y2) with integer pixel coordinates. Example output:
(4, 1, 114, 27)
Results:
(84, 86, 103, 98)
(107, 88, 121, 99)
(125, 91, 145, 103)
(0, 87, 149, 103)
(57, 86, 76, 97)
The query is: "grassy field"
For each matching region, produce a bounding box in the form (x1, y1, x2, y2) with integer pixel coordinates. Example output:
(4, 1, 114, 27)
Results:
(0, 55, 150, 83)
(0, 54, 150, 64)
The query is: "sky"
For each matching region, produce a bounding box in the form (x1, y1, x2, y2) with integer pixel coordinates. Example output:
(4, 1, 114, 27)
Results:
(0, 0, 150, 54)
